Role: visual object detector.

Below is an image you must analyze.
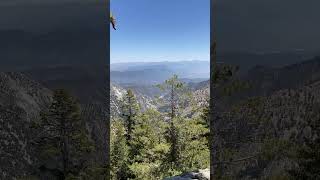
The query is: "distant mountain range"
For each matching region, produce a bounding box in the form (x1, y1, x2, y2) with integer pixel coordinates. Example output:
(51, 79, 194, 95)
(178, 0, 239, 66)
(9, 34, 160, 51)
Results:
(240, 56, 320, 98)
(216, 51, 315, 74)
(111, 61, 210, 85)
(110, 51, 318, 85)
(4, 52, 317, 112)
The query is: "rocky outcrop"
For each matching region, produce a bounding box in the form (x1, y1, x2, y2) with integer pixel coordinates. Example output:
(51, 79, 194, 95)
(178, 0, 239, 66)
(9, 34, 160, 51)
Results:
(110, 83, 157, 117)
(110, 83, 126, 117)
(165, 169, 210, 180)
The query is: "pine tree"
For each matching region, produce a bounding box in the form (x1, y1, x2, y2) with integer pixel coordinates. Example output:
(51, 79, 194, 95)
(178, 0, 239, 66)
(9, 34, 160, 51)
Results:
(157, 74, 184, 119)
(288, 105, 320, 179)
(129, 109, 170, 179)
(130, 109, 166, 162)
(200, 101, 210, 135)
(289, 138, 320, 179)
(179, 116, 210, 172)
(115, 89, 141, 179)
(110, 119, 130, 180)
(35, 89, 93, 179)
(157, 75, 185, 168)
(121, 89, 140, 143)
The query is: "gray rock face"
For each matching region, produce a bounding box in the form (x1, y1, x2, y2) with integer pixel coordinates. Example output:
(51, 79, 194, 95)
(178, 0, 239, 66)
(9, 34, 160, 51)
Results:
(164, 169, 210, 180)
(110, 82, 157, 117)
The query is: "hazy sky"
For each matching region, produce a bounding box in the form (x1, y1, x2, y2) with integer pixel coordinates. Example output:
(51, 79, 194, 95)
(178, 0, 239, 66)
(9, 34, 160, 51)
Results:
(1, 0, 319, 66)
(215, 0, 320, 53)
(0, 1, 106, 32)
(110, 0, 210, 63)
(0, 0, 108, 69)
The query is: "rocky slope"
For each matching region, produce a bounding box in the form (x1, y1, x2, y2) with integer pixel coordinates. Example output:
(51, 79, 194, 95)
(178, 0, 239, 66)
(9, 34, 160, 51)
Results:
(110, 83, 127, 117)
(214, 77, 320, 179)
(165, 169, 210, 180)
(203, 57, 320, 179)
(110, 82, 157, 117)
(0, 72, 52, 179)
(0, 72, 110, 179)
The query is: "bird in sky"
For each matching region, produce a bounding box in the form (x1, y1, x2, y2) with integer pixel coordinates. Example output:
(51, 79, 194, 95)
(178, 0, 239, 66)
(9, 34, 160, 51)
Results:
(110, 12, 116, 30)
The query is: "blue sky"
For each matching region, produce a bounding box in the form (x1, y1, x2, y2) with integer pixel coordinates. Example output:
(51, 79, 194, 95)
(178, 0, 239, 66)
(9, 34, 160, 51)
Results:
(110, 0, 210, 63)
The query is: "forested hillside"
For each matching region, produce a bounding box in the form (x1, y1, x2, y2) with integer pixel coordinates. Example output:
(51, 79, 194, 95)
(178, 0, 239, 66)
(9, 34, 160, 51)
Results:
(0, 72, 109, 179)
(2, 57, 320, 179)
(209, 56, 320, 179)
(110, 75, 210, 179)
